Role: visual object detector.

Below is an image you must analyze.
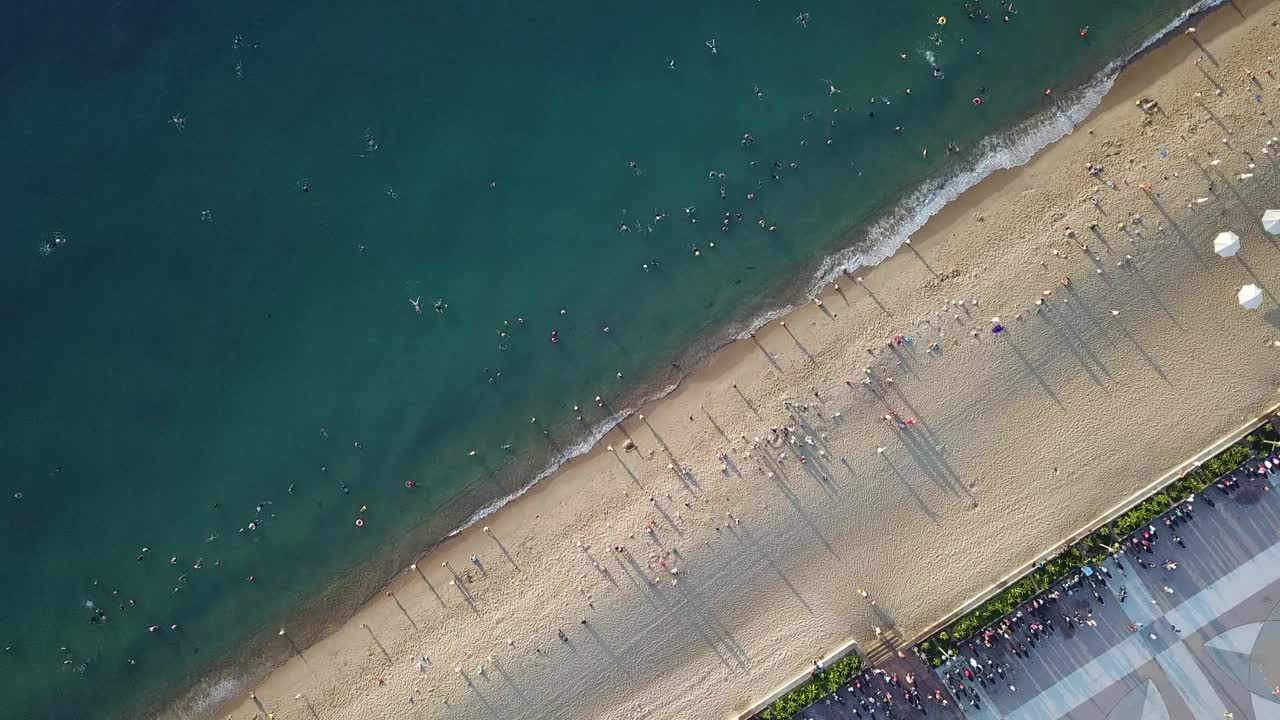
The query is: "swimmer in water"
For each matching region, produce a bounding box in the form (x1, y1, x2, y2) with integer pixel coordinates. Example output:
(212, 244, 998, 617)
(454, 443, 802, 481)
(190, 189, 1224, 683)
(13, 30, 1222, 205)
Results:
(410, 297, 422, 315)
(705, 38, 717, 55)
(433, 298, 447, 314)
(820, 78, 841, 96)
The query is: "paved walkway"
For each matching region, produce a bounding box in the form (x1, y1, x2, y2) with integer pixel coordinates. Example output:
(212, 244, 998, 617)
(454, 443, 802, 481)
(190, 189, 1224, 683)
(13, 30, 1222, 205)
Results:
(937, 467, 1280, 720)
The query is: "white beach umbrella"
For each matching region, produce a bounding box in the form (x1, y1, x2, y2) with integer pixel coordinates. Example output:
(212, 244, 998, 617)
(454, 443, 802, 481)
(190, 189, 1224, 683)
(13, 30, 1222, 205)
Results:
(1263, 209, 1280, 235)
(1238, 284, 1263, 310)
(1214, 231, 1241, 257)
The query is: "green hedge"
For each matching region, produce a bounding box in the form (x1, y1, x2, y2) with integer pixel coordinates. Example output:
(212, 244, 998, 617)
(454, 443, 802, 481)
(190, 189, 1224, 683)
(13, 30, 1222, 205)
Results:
(915, 434, 1263, 667)
(1166, 443, 1252, 501)
(1113, 494, 1171, 536)
(1081, 527, 1114, 564)
(1258, 424, 1280, 447)
(757, 653, 863, 719)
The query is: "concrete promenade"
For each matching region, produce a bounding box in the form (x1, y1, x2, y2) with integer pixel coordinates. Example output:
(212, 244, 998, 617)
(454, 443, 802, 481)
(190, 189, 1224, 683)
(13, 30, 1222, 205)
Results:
(941, 467, 1280, 720)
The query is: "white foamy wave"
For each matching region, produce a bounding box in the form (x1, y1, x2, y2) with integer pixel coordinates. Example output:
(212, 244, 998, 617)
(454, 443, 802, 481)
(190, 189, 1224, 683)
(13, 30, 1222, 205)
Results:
(1136, 0, 1228, 56)
(807, 0, 1226, 294)
(728, 303, 793, 341)
(810, 74, 1115, 290)
(175, 675, 240, 717)
(446, 382, 680, 538)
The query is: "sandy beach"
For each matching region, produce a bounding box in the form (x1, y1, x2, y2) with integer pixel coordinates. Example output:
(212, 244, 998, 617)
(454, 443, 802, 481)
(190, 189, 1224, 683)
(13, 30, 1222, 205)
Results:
(181, 2, 1280, 718)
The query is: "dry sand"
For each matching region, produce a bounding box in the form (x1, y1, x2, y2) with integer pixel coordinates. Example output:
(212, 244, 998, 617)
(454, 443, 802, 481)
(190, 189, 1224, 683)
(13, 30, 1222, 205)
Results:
(184, 2, 1280, 718)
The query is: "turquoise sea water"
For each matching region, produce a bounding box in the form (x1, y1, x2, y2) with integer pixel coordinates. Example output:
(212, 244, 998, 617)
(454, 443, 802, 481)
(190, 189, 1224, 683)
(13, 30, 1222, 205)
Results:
(0, 1, 1202, 717)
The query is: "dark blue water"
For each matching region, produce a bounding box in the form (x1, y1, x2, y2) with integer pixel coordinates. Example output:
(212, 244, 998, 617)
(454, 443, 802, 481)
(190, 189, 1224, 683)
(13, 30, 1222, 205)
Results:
(0, 1, 1201, 717)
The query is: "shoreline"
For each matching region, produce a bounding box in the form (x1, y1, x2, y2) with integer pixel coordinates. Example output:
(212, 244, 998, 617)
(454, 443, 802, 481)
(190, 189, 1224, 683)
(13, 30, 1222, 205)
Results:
(167, 0, 1280, 718)
(459, 0, 1235, 546)
(437, 0, 1233, 574)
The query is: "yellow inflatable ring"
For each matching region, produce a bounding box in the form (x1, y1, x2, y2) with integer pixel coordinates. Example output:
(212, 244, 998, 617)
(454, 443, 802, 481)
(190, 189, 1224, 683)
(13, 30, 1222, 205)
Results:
(937, 16, 947, 26)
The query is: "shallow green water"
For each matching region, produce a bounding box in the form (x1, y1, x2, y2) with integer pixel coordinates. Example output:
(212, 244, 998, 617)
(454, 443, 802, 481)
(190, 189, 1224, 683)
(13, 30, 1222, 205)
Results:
(0, 0, 1202, 716)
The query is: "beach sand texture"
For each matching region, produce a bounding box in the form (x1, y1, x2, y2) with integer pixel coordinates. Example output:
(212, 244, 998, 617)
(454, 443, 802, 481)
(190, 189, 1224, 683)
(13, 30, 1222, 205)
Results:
(192, 2, 1280, 718)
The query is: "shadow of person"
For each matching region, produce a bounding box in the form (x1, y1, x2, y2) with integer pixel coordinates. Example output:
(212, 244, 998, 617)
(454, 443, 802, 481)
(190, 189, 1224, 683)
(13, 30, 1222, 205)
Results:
(1265, 306, 1280, 329)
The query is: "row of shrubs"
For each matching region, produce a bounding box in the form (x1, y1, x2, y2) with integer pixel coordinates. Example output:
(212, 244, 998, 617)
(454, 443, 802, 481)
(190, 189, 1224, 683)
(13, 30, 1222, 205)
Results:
(915, 428, 1275, 667)
(756, 653, 863, 719)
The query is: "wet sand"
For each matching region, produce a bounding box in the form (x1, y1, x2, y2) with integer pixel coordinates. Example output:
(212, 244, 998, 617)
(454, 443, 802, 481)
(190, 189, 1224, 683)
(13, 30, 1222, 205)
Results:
(176, 1, 1280, 718)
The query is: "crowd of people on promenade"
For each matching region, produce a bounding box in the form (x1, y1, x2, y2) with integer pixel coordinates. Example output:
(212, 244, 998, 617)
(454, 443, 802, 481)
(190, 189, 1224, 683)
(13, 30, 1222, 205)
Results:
(814, 664, 950, 718)
(922, 452, 1278, 714)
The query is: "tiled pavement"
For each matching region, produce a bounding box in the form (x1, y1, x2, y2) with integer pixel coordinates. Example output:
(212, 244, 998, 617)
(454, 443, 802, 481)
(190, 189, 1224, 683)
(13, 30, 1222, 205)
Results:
(936, 468, 1280, 720)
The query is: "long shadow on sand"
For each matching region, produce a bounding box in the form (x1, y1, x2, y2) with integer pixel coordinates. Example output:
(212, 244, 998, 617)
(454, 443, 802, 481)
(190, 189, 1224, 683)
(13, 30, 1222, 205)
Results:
(883, 454, 940, 523)
(1001, 332, 1065, 409)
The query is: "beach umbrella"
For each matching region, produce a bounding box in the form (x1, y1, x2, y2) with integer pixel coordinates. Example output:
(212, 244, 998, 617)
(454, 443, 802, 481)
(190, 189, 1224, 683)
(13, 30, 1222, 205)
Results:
(1214, 231, 1240, 257)
(1238, 284, 1263, 310)
(1263, 209, 1280, 234)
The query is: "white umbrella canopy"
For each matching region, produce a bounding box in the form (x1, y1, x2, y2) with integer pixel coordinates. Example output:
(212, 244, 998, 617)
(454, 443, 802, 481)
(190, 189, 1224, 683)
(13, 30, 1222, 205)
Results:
(1263, 209, 1280, 235)
(1238, 284, 1263, 310)
(1214, 231, 1241, 257)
